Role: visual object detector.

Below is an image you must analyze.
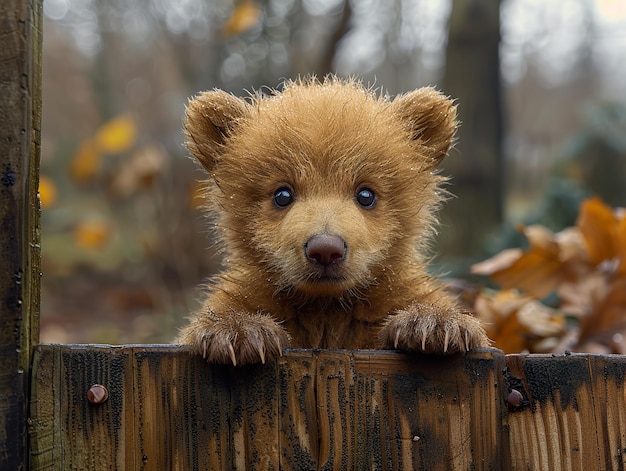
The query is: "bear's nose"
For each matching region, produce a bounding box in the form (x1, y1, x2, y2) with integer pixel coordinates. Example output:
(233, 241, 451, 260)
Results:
(305, 234, 346, 266)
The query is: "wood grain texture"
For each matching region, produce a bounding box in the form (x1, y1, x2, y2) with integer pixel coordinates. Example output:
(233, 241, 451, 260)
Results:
(505, 353, 626, 471)
(0, 0, 42, 469)
(29, 346, 506, 470)
(353, 349, 504, 470)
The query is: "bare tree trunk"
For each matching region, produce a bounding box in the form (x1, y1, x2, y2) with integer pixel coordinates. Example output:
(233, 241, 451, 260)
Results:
(317, 0, 352, 76)
(291, 0, 352, 77)
(439, 0, 503, 265)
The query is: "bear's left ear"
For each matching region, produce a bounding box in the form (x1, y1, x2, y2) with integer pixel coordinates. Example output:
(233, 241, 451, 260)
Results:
(184, 90, 250, 172)
(391, 87, 458, 168)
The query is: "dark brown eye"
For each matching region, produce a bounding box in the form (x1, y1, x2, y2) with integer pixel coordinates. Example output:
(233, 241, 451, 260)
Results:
(273, 187, 294, 208)
(356, 188, 376, 208)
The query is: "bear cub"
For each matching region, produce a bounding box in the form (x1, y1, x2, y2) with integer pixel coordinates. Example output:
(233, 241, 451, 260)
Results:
(177, 77, 490, 366)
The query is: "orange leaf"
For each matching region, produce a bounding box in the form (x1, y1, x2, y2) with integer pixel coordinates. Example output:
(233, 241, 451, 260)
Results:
(558, 270, 607, 317)
(473, 225, 588, 299)
(488, 312, 528, 354)
(471, 248, 523, 276)
(577, 197, 618, 265)
(524, 224, 557, 251)
(490, 243, 562, 299)
(38, 175, 57, 209)
(578, 277, 626, 346)
(221, 1, 262, 37)
(474, 291, 529, 353)
(95, 114, 137, 154)
(74, 220, 113, 249)
(617, 214, 626, 276)
(474, 290, 565, 353)
(70, 139, 101, 182)
(516, 301, 566, 340)
(109, 145, 167, 197)
(554, 227, 588, 263)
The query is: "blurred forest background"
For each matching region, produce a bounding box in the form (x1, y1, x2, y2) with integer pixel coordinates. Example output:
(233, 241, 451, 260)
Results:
(40, 0, 626, 350)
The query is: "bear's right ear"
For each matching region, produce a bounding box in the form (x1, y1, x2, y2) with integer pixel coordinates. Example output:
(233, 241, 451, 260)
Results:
(184, 90, 250, 172)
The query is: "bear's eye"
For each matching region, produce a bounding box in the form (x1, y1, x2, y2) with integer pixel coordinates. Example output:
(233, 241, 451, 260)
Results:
(273, 187, 294, 208)
(356, 188, 376, 208)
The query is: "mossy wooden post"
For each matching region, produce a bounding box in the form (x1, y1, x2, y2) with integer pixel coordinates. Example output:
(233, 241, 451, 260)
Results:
(0, 0, 42, 469)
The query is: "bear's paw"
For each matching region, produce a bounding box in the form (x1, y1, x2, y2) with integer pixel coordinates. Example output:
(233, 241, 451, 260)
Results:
(178, 311, 291, 366)
(380, 303, 490, 355)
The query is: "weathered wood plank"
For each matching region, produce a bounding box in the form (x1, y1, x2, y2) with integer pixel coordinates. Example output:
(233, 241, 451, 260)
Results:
(354, 349, 505, 470)
(0, 0, 42, 468)
(277, 350, 318, 470)
(230, 352, 280, 469)
(30, 346, 135, 470)
(30, 346, 506, 470)
(132, 346, 233, 470)
(505, 353, 626, 471)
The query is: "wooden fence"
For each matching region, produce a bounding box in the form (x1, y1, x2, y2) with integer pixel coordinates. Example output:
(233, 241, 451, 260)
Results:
(3, 1, 626, 469)
(26, 346, 626, 470)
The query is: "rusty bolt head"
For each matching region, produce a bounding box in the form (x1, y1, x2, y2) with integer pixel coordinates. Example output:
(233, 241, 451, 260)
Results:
(507, 389, 523, 410)
(87, 384, 109, 404)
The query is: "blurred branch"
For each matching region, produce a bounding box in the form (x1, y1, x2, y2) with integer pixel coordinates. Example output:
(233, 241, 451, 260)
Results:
(318, 0, 352, 76)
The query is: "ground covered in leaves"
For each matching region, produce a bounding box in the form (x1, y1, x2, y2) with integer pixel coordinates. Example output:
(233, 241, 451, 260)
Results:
(469, 197, 626, 354)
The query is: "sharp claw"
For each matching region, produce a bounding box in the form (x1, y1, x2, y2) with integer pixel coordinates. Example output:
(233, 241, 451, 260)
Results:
(394, 330, 401, 349)
(228, 343, 237, 366)
(464, 331, 470, 352)
(421, 333, 427, 351)
(202, 337, 208, 359)
(443, 330, 450, 353)
(257, 344, 266, 364)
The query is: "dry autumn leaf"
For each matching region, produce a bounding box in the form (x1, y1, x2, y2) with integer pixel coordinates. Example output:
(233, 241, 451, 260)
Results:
(38, 175, 57, 209)
(473, 289, 566, 353)
(70, 139, 101, 183)
(472, 228, 562, 299)
(472, 224, 590, 299)
(95, 114, 137, 154)
(471, 248, 523, 276)
(557, 270, 606, 317)
(109, 145, 167, 197)
(221, 1, 262, 37)
(474, 291, 521, 353)
(577, 277, 626, 350)
(577, 197, 619, 266)
(470, 197, 626, 354)
(74, 220, 114, 249)
(615, 212, 626, 276)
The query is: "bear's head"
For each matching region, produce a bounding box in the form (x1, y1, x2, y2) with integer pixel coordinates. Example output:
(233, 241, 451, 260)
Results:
(185, 78, 457, 299)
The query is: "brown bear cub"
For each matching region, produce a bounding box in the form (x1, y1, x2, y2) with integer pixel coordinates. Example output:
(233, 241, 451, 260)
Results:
(177, 77, 490, 366)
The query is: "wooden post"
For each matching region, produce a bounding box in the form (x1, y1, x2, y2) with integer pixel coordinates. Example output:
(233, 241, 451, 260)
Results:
(0, 0, 42, 469)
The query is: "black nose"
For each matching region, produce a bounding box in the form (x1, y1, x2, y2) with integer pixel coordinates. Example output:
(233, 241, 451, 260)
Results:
(305, 234, 346, 266)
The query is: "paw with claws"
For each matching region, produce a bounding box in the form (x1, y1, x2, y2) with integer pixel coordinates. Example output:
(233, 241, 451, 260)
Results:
(379, 303, 490, 354)
(177, 311, 291, 366)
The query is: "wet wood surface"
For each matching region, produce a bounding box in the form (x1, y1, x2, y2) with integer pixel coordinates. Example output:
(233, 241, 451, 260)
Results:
(30, 346, 626, 470)
(505, 353, 626, 471)
(29, 346, 506, 470)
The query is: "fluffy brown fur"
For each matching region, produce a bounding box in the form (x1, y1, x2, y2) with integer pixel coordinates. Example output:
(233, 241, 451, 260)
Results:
(177, 77, 490, 366)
